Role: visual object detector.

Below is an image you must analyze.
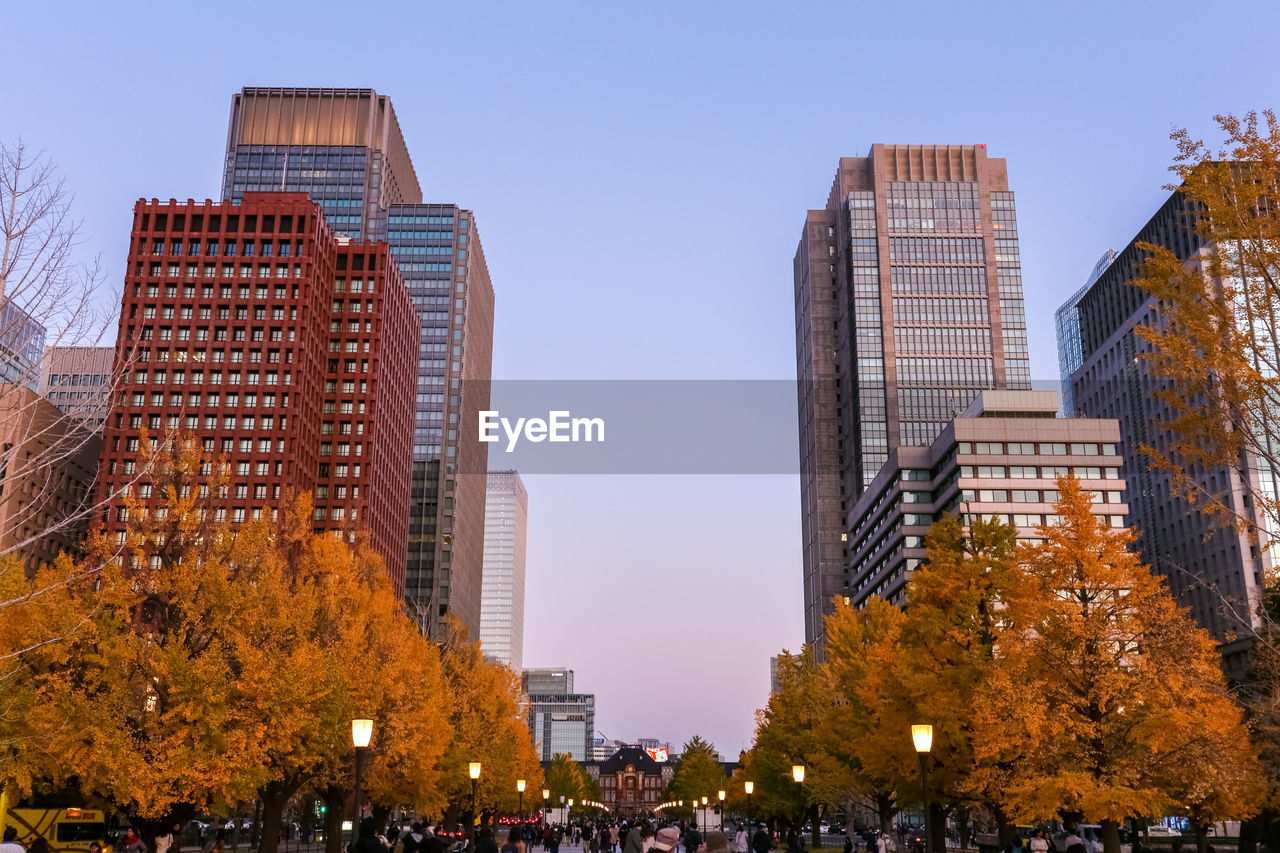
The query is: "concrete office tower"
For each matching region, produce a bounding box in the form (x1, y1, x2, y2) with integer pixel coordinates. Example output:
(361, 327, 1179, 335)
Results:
(222, 88, 422, 239)
(1054, 249, 1117, 417)
(39, 346, 116, 426)
(1066, 191, 1274, 675)
(479, 470, 527, 672)
(844, 390, 1127, 608)
(794, 145, 1031, 645)
(95, 194, 418, 592)
(221, 88, 495, 638)
(521, 668, 596, 761)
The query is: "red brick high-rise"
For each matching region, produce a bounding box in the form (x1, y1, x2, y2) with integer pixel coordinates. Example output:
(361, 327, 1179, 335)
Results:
(96, 192, 417, 592)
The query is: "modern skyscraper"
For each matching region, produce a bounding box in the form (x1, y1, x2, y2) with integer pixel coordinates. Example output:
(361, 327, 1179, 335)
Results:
(521, 668, 596, 762)
(391, 204, 494, 638)
(39, 346, 115, 426)
(220, 88, 496, 638)
(96, 193, 418, 591)
(843, 390, 1127, 608)
(1066, 190, 1273, 675)
(794, 144, 1031, 645)
(479, 469, 527, 672)
(1054, 249, 1116, 416)
(222, 88, 422, 239)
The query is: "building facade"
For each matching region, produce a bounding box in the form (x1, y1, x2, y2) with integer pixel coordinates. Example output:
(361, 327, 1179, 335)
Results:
(522, 668, 595, 762)
(1066, 191, 1273, 674)
(844, 390, 1127, 609)
(220, 88, 495, 638)
(94, 194, 417, 591)
(0, 386, 100, 575)
(479, 469, 527, 671)
(591, 747, 671, 817)
(222, 87, 421, 240)
(1054, 249, 1117, 417)
(0, 300, 47, 391)
(391, 204, 494, 637)
(794, 145, 1031, 645)
(39, 346, 116, 426)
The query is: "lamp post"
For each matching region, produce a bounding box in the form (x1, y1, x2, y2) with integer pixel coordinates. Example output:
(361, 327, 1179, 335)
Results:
(469, 762, 482, 842)
(517, 780, 526, 823)
(912, 725, 933, 853)
(744, 782, 754, 838)
(718, 791, 725, 833)
(350, 719, 374, 852)
(701, 796, 709, 835)
(791, 766, 805, 839)
(542, 789, 550, 828)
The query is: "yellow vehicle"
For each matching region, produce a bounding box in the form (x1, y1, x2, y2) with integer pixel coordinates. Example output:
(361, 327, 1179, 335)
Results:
(4, 808, 111, 853)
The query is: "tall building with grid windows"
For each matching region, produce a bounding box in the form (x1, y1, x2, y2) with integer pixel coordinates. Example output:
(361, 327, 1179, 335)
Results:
(794, 145, 1031, 646)
(220, 88, 495, 638)
(1066, 190, 1275, 676)
(95, 193, 418, 592)
(222, 88, 421, 239)
(479, 469, 527, 672)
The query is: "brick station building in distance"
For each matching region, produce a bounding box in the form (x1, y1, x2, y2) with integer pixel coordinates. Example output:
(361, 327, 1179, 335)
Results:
(95, 193, 418, 592)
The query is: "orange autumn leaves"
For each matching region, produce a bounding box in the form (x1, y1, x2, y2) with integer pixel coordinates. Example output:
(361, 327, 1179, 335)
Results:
(0, 434, 539, 829)
(747, 476, 1261, 835)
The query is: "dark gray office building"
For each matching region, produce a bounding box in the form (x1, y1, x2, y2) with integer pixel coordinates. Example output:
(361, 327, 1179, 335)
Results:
(1064, 190, 1273, 675)
(793, 144, 1031, 646)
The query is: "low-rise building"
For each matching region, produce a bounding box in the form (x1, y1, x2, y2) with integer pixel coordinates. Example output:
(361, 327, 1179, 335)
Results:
(844, 390, 1127, 608)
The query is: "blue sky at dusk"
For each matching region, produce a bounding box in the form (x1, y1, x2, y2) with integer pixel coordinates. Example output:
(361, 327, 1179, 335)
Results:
(9, 0, 1280, 755)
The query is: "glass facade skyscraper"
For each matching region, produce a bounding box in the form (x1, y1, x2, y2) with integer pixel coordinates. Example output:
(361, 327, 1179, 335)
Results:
(222, 88, 421, 239)
(794, 145, 1032, 646)
(479, 470, 527, 672)
(220, 87, 494, 638)
(520, 668, 595, 762)
(1054, 249, 1116, 416)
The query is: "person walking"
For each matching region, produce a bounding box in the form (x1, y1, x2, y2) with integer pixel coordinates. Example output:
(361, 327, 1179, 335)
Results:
(0, 829, 25, 853)
(750, 826, 771, 853)
(1030, 831, 1050, 853)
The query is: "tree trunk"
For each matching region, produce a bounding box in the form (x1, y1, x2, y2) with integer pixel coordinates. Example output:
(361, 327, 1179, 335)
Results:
(878, 793, 896, 836)
(1101, 821, 1121, 853)
(1238, 817, 1257, 853)
(260, 780, 306, 853)
(996, 811, 1017, 849)
(1193, 822, 1208, 853)
(811, 804, 822, 850)
(251, 800, 262, 850)
(929, 802, 946, 853)
(324, 786, 347, 853)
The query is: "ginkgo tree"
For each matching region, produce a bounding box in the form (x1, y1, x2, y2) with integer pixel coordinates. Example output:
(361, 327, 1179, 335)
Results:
(999, 476, 1262, 853)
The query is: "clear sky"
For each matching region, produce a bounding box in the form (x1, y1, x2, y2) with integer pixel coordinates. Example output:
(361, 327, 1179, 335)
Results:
(9, 0, 1280, 758)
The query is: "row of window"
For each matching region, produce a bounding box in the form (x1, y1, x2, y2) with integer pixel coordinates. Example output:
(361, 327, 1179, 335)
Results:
(47, 372, 109, 387)
(142, 240, 301, 258)
(959, 441, 1118, 456)
(960, 465, 1121, 479)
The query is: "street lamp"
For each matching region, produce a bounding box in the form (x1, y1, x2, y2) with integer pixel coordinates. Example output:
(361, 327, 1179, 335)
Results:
(718, 791, 726, 833)
(517, 780, 526, 822)
(912, 725, 933, 853)
(469, 762, 482, 842)
(792, 766, 805, 840)
(701, 796, 709, 835)
(350, 719, 374, 853)
(542, 789, 550, 828)
(744, 782, 755, 838)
